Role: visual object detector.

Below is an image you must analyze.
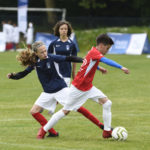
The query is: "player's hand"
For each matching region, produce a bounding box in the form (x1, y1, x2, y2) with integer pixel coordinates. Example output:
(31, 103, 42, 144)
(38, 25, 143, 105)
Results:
(121, 67, 129, 74)
(99, 67, 108, 74)
(7, 73, 15, 79)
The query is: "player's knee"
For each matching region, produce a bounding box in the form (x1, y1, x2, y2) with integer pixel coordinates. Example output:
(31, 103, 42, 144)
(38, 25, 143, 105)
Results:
(103, 100, 112, 109)
(30, 109, 35, 115)
(30, 108, 40, 115)
(63, 110, 70, 115)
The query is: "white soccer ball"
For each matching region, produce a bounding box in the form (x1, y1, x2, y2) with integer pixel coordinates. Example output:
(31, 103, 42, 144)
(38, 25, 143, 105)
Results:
(112, 126, 128, 141)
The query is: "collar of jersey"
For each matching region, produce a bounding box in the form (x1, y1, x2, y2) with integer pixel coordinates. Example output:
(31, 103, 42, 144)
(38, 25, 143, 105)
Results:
(57, 38, 71, 43)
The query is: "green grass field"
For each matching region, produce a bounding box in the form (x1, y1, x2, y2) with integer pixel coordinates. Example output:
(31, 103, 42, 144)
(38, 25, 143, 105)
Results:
(0, 51, 150, 150)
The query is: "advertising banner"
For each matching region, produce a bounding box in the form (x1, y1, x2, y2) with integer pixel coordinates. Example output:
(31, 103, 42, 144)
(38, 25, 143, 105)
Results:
(18, 0, 28, 33)
(108, 33, 150, 55)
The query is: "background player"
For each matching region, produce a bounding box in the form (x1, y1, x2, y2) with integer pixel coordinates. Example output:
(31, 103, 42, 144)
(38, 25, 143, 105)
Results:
(48, 20, 77, 85)
(37, 34, 129, 139)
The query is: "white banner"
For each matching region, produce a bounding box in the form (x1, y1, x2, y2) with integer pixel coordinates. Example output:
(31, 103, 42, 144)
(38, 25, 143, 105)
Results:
(0, 32, 6, 52)
(126, 33, 147, 55)
(18, 0, 28, 34)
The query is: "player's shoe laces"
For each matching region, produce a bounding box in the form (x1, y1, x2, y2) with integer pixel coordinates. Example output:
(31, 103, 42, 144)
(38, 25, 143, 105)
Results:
(47, 132, 59, 137)
(102, 130, 112, 138)
(37, 127, 46, 139)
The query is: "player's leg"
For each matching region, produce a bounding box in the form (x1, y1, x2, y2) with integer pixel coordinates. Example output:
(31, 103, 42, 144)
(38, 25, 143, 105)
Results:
(77, 106, 104, 129)
(37, 109, 70, 139)
(63, 80, 104, 129)
(31, 92, 59, 137)
(87, 86, 112, 138)
(30, 104, 58, 137)
(37, 85, 87, 139)
(99, 97, 112, 138)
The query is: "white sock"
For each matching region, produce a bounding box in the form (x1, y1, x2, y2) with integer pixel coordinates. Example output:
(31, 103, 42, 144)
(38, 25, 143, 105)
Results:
(44, 109, 65, 132)
(102, 100, 112, 131)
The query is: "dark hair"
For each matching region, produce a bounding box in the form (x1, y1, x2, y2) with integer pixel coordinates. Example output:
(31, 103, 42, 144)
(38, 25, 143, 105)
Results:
(53, 21, 73, 37)
(96, 34, 114, 46)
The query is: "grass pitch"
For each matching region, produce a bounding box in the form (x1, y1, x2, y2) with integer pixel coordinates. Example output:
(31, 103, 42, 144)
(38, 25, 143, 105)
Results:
(0, 51, 150, 150)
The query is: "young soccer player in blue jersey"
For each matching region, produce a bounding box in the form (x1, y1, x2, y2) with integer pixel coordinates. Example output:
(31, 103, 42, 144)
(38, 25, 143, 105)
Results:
(7, 41, 106, 139)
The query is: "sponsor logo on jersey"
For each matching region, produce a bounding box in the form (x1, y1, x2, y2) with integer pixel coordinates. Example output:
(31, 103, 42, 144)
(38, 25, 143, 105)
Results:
(46, 62, 51, 69)
(56, 45, 60, 47)
(66, 45, 70, 50)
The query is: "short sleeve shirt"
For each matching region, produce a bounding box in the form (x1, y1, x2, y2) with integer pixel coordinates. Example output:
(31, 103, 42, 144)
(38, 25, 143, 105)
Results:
(72, 47, 104, 91)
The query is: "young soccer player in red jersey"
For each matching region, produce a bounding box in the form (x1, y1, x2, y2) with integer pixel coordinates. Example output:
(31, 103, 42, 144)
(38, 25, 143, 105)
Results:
(37, 34, 129, 139)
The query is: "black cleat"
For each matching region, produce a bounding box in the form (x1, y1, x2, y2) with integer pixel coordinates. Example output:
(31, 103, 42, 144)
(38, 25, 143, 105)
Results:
(47, 132, 59, 137)
(99, 124, 104, 130)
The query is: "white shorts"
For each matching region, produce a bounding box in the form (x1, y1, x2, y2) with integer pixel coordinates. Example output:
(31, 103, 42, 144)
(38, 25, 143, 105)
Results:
(35, 88, 69, 114)
(64, 77, 71, 87)
(63, 85, 107, 111)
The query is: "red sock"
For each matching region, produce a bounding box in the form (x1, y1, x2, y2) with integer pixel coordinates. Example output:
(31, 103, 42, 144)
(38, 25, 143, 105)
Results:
(77, 106, 104, 129)
(32, 112, 57, 135)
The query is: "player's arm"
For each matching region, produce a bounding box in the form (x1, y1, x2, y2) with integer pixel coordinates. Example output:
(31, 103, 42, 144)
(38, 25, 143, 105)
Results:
(97, 66, 107, 74)
(50, 54, 83, 63)
(7, 66, 34, 80)
(65, 56, 83, 63)
(100, 57, 129, 74)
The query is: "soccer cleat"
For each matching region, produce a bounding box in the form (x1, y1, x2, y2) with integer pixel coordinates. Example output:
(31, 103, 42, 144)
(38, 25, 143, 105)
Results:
(47, 132, 59, 137)
(102, 130, 112, 138)
(37, 127, 46, 139)
(99, 123, 114, 131)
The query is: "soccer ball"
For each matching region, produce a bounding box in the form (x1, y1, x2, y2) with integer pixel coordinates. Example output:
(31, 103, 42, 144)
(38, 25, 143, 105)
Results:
(112, 126, 128, 141)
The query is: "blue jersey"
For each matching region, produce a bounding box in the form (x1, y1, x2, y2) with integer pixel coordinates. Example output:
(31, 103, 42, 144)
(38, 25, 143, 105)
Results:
(26, 54, 67, 93)
(48, 38, 77, 78)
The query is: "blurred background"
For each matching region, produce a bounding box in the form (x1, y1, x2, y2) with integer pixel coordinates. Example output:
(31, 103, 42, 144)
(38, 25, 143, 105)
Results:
(1, 0, 150, 30)
(1, 0, 150, 53)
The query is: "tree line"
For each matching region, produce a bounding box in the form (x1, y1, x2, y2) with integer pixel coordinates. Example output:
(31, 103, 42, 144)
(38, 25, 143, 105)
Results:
(0, 0, 150, 17)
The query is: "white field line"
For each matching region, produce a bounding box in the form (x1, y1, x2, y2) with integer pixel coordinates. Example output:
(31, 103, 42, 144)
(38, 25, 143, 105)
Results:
(0, 142, 83, 150)
(0, 118, 33, 122)
(0, 116, 83, 122)
(0, 113, 149, 122)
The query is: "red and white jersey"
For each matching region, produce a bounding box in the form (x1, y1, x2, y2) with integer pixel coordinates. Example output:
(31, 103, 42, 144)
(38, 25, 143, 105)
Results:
(72, 47, 104, 91)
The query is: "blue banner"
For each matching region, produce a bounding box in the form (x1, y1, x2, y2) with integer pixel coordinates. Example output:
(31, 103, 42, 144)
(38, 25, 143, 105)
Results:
(35, 32, 80, 52)
(108, 33, 131, 54)
(18, 0, 28, 7)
